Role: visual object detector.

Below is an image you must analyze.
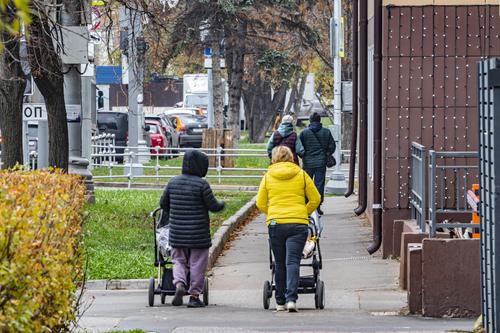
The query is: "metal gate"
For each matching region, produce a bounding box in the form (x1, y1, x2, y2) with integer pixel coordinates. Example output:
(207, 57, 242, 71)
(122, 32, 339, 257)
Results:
(478, 58, 500, 332)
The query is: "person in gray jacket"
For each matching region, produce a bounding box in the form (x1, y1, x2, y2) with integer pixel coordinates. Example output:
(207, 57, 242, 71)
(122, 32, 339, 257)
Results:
(298, 112, 336, 215)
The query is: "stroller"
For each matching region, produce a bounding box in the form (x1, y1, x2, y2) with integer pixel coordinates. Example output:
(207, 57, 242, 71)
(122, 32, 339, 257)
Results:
(147, 208, 209, 307)
(262, 210, 325, 310)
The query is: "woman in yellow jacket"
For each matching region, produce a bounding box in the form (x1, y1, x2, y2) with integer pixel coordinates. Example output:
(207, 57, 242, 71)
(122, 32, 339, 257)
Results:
(256, 146, 321, 312)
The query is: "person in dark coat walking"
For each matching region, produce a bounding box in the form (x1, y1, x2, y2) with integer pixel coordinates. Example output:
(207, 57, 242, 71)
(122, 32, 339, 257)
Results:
(298, 112, 336, 215)
(267, 115, 304, 164)
(159, 150, 225, 307)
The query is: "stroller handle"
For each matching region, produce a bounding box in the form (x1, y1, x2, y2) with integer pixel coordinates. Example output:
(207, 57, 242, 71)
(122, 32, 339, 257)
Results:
(150, 207, 162, 218)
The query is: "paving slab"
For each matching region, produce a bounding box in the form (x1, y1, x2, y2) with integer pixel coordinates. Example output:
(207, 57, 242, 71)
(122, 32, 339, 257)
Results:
(78, 196, 474, 332)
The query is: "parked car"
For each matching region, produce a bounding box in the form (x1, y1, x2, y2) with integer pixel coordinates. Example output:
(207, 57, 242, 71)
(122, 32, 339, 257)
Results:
(164, 107, 205, 117)
(168, 114, 207, 148)
(145, 115, 180, 151)
(97, 111, 128, 162)
(145, 119, 168, 156)
(297, 98, 328, 120)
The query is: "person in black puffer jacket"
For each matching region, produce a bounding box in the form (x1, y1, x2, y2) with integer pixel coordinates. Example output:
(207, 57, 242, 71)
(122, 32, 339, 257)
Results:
(159, 150, 225, 308)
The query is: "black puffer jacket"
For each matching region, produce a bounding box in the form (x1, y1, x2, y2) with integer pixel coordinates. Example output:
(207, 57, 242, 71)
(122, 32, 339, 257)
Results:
(159, 150, 225, 248)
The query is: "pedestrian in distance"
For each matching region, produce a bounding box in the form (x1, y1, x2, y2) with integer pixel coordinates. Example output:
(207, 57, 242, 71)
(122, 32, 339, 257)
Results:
(267, 114, 305, 165)
(256, 146, 321, 312)
(159, 150, 225, 308)
(299, 112, 336, 215)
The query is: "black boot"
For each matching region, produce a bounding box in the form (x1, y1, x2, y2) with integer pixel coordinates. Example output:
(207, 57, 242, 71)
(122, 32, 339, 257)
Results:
(187, 296, 205, 308)
(171, 284, 185, 306)
(317, 206, 324, 216)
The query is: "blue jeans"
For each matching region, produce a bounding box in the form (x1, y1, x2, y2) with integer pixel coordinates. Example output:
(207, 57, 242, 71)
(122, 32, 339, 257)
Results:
(304, 167, 327, 203)
(268, 223, 309, 304)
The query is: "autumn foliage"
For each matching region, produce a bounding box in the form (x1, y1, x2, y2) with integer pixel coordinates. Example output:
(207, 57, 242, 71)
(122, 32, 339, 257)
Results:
(0, 170, 86, 332)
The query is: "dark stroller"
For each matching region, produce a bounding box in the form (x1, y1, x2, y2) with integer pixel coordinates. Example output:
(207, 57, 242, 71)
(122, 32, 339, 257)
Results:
(147, 208, 209, 307)
(262, 211, 325, 309)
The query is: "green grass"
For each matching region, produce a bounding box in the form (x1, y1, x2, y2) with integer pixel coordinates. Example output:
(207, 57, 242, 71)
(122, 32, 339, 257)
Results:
(84, 189, 255, 280)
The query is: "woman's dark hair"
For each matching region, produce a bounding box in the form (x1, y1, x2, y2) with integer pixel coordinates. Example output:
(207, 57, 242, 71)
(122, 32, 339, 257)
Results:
(309, 112, 321, 123)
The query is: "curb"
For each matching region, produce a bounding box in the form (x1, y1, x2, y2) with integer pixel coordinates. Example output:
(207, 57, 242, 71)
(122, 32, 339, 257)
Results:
(85, 196, 257, 291)
(94, 182, 258, 192)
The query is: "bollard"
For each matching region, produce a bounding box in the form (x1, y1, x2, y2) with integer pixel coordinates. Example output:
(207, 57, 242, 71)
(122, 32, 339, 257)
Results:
(217, 146, 223, 184)
(155, 146, 160, 183)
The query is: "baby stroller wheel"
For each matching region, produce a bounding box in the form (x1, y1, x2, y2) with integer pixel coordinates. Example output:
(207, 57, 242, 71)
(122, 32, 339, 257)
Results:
(203, 277, 209, 306)
(315, 279, 325, 310)
(148, 278, 155, 307)
(161, 292, 166, 304)
(263, 280, 271, 310)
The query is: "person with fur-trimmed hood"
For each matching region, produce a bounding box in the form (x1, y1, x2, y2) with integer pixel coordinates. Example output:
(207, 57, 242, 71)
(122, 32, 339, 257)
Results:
(267, 114, 304, 165)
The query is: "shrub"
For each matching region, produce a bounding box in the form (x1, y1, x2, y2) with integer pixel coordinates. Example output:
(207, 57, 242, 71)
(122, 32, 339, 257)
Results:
(0, 170, 86, 332)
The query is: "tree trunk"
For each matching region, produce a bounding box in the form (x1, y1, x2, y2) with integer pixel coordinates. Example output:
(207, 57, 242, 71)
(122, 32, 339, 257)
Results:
(27, 14, 69, 170)
(0, 29, 26, 169)
(225, 21, 246, 141)
(211, 35, 224, 136)
(284, 84, 297, 115)
(243, 73, 288, 143)
(294, 73, 308, 114)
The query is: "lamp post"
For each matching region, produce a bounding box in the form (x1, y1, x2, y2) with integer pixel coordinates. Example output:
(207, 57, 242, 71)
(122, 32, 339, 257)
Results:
(326, 0, 348, 195)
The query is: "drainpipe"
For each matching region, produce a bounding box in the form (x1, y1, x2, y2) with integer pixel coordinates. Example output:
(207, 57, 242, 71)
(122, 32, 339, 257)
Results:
(367, 0, 383, 255)
(354, 0, 367, 215)
(345, 0, 358, 198)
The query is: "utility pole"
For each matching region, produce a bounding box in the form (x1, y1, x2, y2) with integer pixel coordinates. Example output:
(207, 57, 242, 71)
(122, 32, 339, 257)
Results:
(61, 5, 82, 158)
(124, 6, 148, 173)
(326, 0, 348, 195)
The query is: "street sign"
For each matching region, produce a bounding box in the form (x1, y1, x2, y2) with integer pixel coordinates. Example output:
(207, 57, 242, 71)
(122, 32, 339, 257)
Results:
(204, 58, 226, 69)
(204, 47, 212, 57)
(23, 104, 47, 121)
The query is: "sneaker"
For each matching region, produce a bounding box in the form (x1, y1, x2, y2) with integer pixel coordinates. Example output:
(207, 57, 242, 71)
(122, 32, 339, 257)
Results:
(171, 285, 185, 306)
(187, 296, 205, 308)
(286, 301, 298, 312)
(317, 207, 324, 215)
(276, 304, 286, 311)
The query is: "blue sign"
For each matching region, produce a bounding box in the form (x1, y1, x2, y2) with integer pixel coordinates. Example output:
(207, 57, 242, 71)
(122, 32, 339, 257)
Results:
(204, 47, 212, 57)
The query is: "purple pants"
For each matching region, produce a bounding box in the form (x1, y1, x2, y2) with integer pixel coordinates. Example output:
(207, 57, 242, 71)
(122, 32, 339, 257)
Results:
(171, 247, 209, 295)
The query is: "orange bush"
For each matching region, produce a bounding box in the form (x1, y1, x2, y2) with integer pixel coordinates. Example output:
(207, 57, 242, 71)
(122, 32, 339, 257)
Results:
(0, 170, 86, 332)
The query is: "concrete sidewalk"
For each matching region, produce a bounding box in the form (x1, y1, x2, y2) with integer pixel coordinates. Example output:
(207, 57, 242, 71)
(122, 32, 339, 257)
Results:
(78, 196, 474, 332)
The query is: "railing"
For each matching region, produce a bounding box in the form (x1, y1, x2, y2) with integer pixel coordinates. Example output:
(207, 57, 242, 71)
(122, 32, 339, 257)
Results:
(410, 142, 427, 231)
(410, 142, 479, 237)
(428, 150, 479, 237)
(90, 145, 269, 188)
(90, 143, 352, 189)
(91, 133, 116, 167)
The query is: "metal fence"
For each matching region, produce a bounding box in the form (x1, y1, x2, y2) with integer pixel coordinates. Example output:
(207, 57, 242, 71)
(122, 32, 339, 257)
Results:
(91, 133, 116, 166)
(427, 150, 479, 237)
(90, 138, 352, 189)
(90, 144, 270, 188)
(478, 57, 500, 333)
(409, 142, 479, 237)
(410, 142, 427, 231)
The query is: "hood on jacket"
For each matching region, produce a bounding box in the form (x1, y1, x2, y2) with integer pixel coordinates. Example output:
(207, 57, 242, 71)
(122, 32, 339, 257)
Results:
(309, 121, 323, 133)
(182, 150, 209, 177)
(278, 123, 295, 137)
(267, 161, 302, 180)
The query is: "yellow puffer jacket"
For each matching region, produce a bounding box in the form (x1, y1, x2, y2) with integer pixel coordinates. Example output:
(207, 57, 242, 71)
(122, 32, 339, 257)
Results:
(256, 162, 321, 225)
